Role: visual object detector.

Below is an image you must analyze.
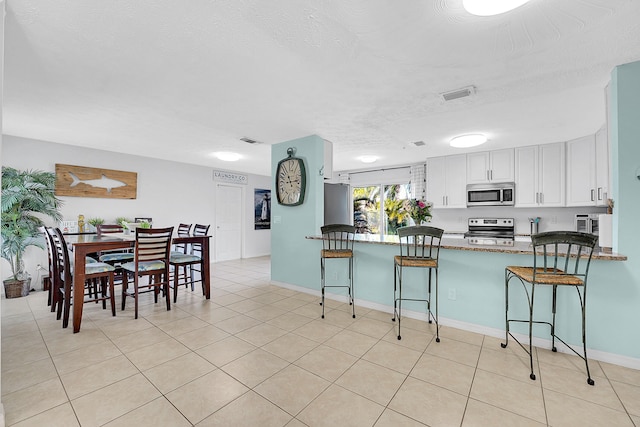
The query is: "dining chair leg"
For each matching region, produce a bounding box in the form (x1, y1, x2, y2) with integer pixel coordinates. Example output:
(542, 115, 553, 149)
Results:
(109, 272, 116, 317)
(62, 281, 72, 329)
(121, 273, 128, 311)
(164, 273, 171, 311)
(134, 277, 139, 320)
(173, 266, 179, 303)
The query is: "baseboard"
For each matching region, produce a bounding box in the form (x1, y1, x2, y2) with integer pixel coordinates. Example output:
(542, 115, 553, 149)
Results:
(270, 280, 640, 370)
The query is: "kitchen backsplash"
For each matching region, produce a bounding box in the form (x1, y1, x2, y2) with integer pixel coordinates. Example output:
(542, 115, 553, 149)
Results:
(429, 206, 607, 235)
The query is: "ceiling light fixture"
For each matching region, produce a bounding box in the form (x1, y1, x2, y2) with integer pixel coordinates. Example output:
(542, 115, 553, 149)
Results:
(214, 151, 241, 161)
(463, 0, 530, 16)
(359, 155, 378, 164)
(450, 134, 488, 148)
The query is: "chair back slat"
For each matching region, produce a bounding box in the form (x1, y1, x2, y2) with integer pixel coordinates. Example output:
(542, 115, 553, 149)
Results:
(397, 225, 444, 261)
(47, 227, 72, 287)
(134, 227, 174, 264)
(97, 224, 125, 235)
(531, 231, 598, 282)
(178, 223, 192, 236)
(321, 224, 356, 252)
(193, 224, 210, 236)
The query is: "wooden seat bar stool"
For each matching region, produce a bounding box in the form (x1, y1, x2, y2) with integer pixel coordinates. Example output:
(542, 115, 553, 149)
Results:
(320, 224, 356, 319)
(393, 225, 444, 342)
(502, 231, 599, 385)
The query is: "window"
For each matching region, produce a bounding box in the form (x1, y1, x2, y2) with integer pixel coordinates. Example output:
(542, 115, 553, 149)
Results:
(353, 183, 412, 236)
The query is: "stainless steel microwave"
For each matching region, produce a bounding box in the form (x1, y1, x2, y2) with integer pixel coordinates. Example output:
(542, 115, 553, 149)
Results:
(466, 183, 515, 207)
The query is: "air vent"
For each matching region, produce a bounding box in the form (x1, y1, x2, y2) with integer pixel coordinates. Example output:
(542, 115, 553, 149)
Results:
(410, 141, 426, 147)
(440, 86, 476, 102)
(240, 137, 262, 144)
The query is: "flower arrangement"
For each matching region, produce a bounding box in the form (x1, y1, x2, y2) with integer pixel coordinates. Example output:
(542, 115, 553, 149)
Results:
(402, 199, 432, 224)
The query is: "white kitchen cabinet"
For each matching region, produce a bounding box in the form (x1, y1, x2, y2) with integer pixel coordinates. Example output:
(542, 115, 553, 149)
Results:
(595, 125, 610, 206)
(427, 154, 467, 208)
(515, 142, 565, 207)
(467, 148, 514, 184)
(566, 133, 609, 207)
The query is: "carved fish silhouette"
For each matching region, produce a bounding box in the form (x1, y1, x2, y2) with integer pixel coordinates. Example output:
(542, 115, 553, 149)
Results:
(69, 172, 127, 193)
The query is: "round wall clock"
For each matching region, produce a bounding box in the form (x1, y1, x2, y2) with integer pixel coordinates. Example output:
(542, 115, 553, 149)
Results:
(276, 147, 306, 206)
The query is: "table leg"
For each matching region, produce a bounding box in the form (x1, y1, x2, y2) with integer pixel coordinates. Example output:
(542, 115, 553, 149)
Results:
(202, 238, 211, 299)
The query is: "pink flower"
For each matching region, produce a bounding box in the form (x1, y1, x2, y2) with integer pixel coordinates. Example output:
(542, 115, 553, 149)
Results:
(418, 201, 426, 208)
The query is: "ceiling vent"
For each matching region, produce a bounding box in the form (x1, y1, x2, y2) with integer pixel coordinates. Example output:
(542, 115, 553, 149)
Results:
(440, 86, 476, 102)
(410, 141, 426, 147)
(240, 137, 262, 144)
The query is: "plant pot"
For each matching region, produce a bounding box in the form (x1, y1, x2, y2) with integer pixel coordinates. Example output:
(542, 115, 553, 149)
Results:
(3, 279, 27, 299)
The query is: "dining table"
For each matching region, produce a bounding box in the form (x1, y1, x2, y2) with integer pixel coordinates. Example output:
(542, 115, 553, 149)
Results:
(65, 231, 211, 333)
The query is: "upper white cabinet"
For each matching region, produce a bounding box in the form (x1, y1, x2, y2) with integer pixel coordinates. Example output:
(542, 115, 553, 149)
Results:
(566, 133, 610, 207)
(427, 154, 467, 208)
(594, 125, 610, 206)
(515, 142, 565, 207)
(467, 149, 514, 184)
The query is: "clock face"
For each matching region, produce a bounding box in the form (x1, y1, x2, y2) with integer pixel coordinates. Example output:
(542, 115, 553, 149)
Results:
(276, 157, 306, 206)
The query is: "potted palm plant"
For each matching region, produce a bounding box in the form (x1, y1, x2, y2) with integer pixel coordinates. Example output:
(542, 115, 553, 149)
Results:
(1, 167, 63, 298)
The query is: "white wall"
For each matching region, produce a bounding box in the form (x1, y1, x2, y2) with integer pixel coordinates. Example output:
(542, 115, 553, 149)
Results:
(1, 135, 271, 283)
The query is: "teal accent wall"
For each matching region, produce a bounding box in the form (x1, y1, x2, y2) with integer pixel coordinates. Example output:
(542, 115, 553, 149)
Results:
(271, 135, 325, 287)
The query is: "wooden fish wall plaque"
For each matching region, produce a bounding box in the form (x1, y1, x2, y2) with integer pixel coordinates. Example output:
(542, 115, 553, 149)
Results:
(55, 164, 137, 199)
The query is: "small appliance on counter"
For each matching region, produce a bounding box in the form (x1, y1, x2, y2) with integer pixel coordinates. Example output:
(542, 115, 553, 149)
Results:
(575, 214, 599, 235)
(529, 217, 540, 235)
(598, 214, 613, 251)
(464, 218, 515, 246)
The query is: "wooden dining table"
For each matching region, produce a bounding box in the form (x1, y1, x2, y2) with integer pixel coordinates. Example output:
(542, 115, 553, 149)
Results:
(65, 232, 211, 333)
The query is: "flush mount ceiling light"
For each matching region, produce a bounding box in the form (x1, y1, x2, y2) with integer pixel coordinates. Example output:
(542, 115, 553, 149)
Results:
(214, 151, 241, 161)
(359, 155, 378, 164)
(463, 0, 530, 16)
(450, 134, 488, 148)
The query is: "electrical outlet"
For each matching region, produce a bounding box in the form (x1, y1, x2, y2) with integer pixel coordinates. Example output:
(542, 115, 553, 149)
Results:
(448, 288, 457, 300)
(550, 216, 557, 224)
(332, 272, 339, 281)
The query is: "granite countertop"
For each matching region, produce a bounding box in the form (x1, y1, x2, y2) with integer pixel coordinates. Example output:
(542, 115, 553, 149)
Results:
(306, 233, 627, 261)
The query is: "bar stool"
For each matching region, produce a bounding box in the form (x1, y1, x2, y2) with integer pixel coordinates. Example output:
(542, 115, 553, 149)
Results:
(320, 224, 356, 319)
(392, 225, 444, 342)
(502, 231, 599, 385)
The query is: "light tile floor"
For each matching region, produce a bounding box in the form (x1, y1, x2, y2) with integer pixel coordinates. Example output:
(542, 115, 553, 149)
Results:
(2, 256, 639, 426)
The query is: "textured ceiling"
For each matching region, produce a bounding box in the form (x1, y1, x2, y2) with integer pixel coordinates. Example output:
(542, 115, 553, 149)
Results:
(4, 0, 640, 176)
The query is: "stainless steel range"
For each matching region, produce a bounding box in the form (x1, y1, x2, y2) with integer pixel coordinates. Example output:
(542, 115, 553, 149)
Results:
(464, 218, 515, 246)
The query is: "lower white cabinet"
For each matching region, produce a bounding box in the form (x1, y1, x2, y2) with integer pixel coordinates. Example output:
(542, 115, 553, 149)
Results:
(427, 155, 467, 208)
(515, 142, 565, 207)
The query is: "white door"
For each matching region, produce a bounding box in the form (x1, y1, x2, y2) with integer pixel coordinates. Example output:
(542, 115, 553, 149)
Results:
(215, 184, 243, 261)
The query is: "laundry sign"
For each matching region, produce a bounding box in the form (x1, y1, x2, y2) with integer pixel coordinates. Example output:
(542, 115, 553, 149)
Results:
(213, 170, 248, 185)
(55, 164, 137, 199)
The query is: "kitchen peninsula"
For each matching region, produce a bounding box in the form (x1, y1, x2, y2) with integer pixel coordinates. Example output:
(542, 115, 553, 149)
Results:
(305, 233, 627, 363)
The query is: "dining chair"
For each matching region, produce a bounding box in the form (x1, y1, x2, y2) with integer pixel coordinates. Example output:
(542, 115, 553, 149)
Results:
(96, 224, 135, 265)
(47, 227, 117, 328)
(393, 225, 444, 342)
(39, 226, 57, 311)
(171, 223, 192, 258)
(502, 231, 599, 385)
(120, 226, 174, 319)
(169, 224, 210, 302)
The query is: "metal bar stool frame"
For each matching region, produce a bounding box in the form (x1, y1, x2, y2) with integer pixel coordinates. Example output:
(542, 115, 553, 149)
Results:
(320, 224, 356, 319)
(502, 231, 599, 385)
(393, 225, 444, 342)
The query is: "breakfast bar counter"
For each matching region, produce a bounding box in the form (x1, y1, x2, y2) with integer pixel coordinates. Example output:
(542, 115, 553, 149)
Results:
(306, 233, 627, 261)
(303, 232, 629, 359)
